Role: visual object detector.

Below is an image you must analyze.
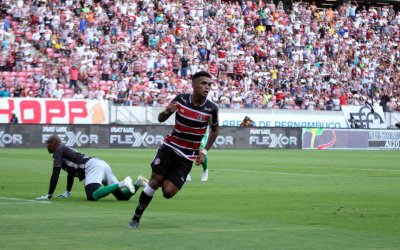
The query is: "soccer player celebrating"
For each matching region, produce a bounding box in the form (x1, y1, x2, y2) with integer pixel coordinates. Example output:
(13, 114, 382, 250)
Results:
(36, 135, 147, 201)
(128, 71, 219, 229)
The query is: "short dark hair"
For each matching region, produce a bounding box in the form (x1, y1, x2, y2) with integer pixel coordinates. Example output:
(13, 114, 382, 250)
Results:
(46, 135, 62, 145)
(192, 71, 212, 82)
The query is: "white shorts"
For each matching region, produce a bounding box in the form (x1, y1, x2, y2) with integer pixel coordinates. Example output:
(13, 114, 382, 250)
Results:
(84, 158, 118, 186)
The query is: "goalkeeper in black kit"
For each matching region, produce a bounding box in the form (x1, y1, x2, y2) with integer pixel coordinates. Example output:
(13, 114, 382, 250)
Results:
(36, 135, 148, 201)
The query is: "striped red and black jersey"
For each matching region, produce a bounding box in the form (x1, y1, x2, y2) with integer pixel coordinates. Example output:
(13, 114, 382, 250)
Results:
(235, 60, 245, 75)
(164, 93, 219, 161)
(209, 63, 218, 76)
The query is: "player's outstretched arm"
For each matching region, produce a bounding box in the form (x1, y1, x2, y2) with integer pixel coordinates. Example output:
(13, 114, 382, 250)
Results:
(57, 169, 74, 198)
(37, 167, 61, 200)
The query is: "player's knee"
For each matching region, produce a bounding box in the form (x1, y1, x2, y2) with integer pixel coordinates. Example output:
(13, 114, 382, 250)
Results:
(85, 183, 101, 201)
(87, 195, 97, 201)
(161, 186, 177, 199)
(161, 180, 178, 198)
(86, 192, 99, 201)
(162, 191, 175, 199)
(116, 196, 130, 201)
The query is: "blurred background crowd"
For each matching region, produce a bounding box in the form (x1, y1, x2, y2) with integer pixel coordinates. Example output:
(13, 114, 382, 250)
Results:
(0, 0, 400, 112)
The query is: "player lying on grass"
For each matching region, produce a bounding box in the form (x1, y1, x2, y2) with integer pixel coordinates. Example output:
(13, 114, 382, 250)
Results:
(36, 135, 148, 201)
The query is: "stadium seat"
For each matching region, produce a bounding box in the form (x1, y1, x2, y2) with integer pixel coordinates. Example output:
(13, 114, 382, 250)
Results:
(2, 73, 9, 80)
(18, 77, 27, 83)
(34, 68, 44, 74)
(25, 32, 32, 41)
(60, 58, 69, 64)
(64, 93, 74, 99)
(17, 71, 27, 77)
(33, 83, 40, 90)
(91, 83, 99, 89)
(100, 83, 109, 91)
(64, 88, 74, 95)
(11, 21, 19, 31)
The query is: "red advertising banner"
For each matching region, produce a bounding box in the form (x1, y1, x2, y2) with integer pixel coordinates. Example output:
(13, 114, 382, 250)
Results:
(0, 98, 109, 124)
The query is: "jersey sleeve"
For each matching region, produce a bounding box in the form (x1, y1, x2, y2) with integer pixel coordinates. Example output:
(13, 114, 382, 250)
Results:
(48, 146, 70, 195)
(52, 147, 65, 169)
(47, 167, 61, 196)
(170, 94, 180, 106)
(209, 104, 219, 128)
(66, 168, 75, 192)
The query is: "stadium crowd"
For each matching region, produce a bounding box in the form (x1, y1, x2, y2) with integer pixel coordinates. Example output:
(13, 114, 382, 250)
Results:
(0, 0, 400, 112)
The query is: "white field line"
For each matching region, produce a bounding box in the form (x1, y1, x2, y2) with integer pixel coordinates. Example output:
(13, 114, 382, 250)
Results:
(274, 165, 400, 172)
(2, 158, 400, 173)
(216, 168, 400, 180)
(0, 197, 51, 205)
(2, 158, 400, 178)
(133, 226, 330, 236)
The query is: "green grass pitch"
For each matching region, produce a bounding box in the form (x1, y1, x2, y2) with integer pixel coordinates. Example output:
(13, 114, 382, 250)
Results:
(0, 148, 399, 250)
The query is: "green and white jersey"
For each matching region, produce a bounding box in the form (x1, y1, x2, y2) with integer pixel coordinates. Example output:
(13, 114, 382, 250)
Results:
(200, 126, 209, 150)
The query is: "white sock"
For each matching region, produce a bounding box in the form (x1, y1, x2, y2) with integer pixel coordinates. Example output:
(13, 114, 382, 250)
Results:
(118, 181, 124, 188)
(143, 185, 156, 196)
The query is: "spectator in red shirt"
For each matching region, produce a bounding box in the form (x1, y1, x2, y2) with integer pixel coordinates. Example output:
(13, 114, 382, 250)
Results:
(339, 92, 348, 106)
(275, 90, 285, 107)
(209, 60, 218, 77)
(235, 56, 245, 81)
(69, 64, 79, 89)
